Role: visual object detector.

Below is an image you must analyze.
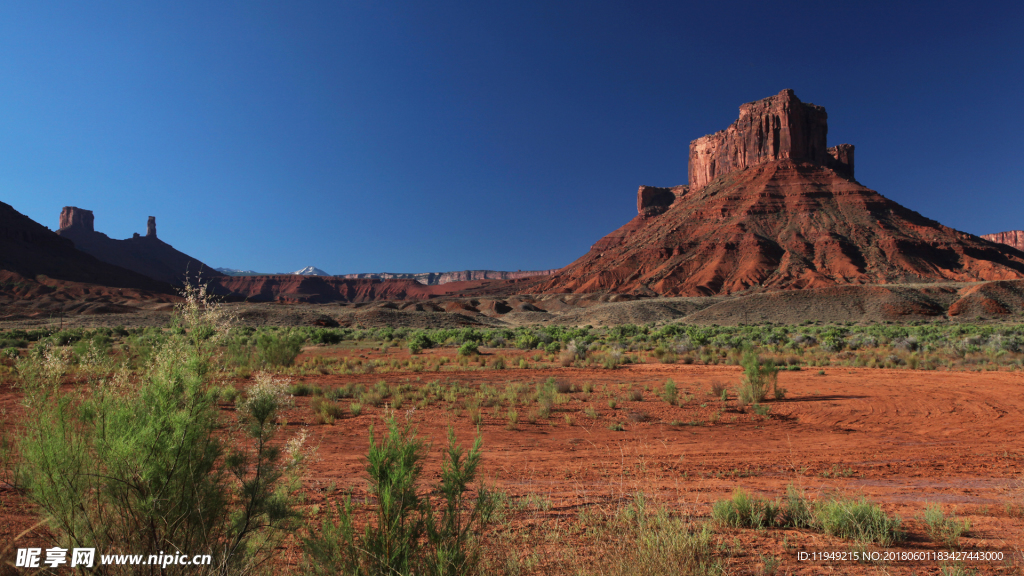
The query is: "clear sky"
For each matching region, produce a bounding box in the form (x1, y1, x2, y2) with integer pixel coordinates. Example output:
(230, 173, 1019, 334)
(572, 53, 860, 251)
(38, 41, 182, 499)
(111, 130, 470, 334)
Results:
(1, 1, 1022, 274)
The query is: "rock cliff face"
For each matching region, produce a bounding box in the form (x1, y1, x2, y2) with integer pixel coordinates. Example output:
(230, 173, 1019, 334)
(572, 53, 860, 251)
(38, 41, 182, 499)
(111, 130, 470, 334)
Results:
(56, 209, 222, 286)
(59, 206, 95, 232)
(637, 185, 687, 217)
(0, 201, 169, 292)
(688, 89, 853, 190)
(982, 231, 1024, 251)
(538, 91, 1024, 296)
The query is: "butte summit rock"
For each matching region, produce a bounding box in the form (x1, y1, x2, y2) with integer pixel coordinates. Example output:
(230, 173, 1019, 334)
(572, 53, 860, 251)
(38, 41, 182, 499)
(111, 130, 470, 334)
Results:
(538, 90, 1024, 296)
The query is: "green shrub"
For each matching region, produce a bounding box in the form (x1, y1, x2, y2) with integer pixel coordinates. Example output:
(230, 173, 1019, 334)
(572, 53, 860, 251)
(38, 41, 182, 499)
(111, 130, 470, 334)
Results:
(302, 419, 496, 576)
(712, 488, 781, 529)
(515, 333, 540, 350)
(506, 409, 519, 429)
(782, 484, 814, 528)
(8, 294, 304, 575)
(458, 341, 479, 357)
(590, 493, 720, 576)
(311, 396, 345, 424)
(814, 496, 903, 546)
(661, 379, 678, 405)
(256, 331, 304, 367)
(923, 504, 970, 549)
(408, 332, 432, 354)
(288, 382, 320, 396)
(737, 351, 780, 404)
(312, 328, 344, 345)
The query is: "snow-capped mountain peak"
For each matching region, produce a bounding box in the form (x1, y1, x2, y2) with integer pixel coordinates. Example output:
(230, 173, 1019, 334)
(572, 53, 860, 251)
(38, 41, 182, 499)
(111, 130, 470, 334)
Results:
(292, 266, 330, 276)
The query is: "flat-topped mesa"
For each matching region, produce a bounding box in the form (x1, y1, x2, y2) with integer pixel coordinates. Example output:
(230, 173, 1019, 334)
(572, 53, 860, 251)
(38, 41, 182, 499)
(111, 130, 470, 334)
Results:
(59, 206, 95, 232)
(688, 89, 854, 190)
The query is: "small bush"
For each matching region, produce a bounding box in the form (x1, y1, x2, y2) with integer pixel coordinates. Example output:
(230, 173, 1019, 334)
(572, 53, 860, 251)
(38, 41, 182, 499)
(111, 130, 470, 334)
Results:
(256, 331, 304, 367)
(458, 341, 479, 357)
(408, 332, 432, 353)
(302, 419, 496, 576)
(782, 484, 814, 528)
(349, 402, 363, 416)
(710, 381, 726, 397)
(626, 412, 650, 423)
(506, 408, 519, 429)
(360, 391, 385, 407)
(661, 379, 678, 405)
(311, 396, 345, 424)
(923, 504, 970, 549)
(288, 382, 320, 396)
(627, 389, 643, 402)
(591, 493, 720, 575)
(815, 497, 903, 546)
(712, 488, 781, 529)
(737, 351, 780, 404)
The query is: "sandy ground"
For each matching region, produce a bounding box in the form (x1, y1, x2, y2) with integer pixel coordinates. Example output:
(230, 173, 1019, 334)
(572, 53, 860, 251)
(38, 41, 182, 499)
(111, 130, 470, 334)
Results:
(3, 351, 1023, 574)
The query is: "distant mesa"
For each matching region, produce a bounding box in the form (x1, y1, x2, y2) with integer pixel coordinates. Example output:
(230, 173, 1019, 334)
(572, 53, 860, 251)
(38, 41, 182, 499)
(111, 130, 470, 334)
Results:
(982, 231, 1024, 252)
(56, 206, 222, 286)
(293, 266, 330, 276)
(214, 266, 560, 285)
(338, 269, 561, 285)
(539, 89, 1024, 296)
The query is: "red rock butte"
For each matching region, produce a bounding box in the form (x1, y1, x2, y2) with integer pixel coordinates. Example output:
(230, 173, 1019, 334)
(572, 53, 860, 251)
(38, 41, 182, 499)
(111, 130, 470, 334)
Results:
(539, 90, 1024, 296)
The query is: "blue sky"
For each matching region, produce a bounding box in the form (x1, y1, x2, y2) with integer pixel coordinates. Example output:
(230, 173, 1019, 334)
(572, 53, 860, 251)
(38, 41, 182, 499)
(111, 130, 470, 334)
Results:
(1, 1, 1022, 274)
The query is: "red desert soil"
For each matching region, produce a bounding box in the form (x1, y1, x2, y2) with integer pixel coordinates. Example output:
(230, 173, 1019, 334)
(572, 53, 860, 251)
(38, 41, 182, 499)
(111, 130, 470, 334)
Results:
(3, 349, 1023, 574)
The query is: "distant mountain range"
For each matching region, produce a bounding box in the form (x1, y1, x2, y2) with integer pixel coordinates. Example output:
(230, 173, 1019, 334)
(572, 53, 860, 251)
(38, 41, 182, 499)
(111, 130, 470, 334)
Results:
(215, 266, 331, 276)
(213, 266, 560, 285)
(215, 267, 264, 276)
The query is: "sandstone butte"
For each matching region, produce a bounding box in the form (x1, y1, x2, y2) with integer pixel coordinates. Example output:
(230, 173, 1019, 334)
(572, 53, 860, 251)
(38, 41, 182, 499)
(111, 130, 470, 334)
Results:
(538, 89, 1024, 296)
(982, 230, 1024, 252)
(56, 207, 223, 286)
